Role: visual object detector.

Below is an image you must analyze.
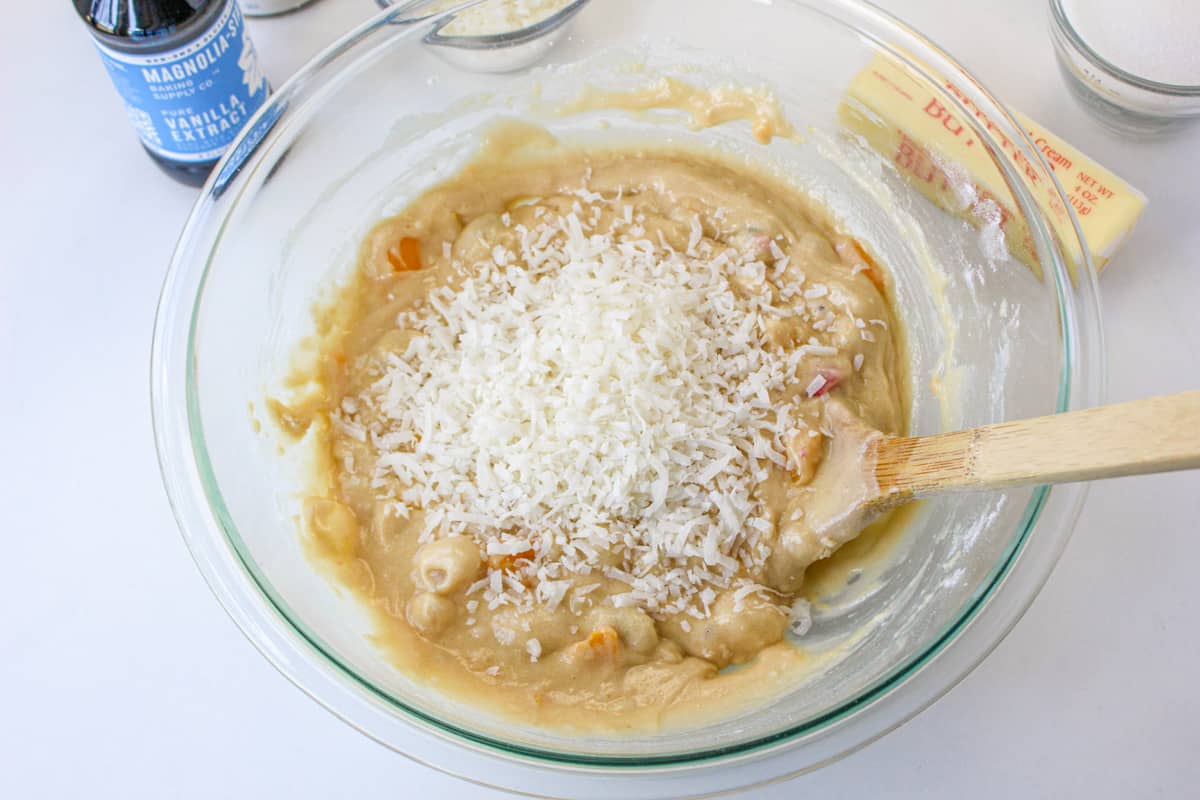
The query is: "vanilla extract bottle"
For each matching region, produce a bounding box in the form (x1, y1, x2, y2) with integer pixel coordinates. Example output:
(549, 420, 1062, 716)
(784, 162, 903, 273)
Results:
(73, 1, 271, 186)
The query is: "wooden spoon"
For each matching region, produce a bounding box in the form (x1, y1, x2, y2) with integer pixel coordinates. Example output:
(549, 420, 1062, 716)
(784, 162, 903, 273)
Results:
(804, 391, 1200, 543)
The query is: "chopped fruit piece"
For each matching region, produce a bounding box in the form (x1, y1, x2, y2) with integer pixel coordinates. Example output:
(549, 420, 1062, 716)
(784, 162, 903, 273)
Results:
(812, 368, 841, 397)
(786, 430, 826, 485)
(563, 625, 622, 665)
(834, 238, 886, 292)
(386, 237, 423, 272)
(488, 549, 536, 572)
(588, 626, 620, 652)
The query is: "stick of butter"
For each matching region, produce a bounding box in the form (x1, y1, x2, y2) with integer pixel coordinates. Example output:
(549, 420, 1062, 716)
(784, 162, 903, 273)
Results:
(840, 54, 1146, 273)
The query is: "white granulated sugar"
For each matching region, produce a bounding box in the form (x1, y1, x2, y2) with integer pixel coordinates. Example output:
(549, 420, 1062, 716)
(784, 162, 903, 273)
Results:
(342, 188, 847, 619)
(1062, 0, 1200, 85)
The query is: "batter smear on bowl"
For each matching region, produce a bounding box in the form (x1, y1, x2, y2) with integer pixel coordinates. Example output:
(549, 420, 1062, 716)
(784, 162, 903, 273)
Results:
(277, 128, 910, 729)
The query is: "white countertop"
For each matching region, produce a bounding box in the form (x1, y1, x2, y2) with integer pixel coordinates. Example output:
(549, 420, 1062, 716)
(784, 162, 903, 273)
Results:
(2, 1, 1198, 797)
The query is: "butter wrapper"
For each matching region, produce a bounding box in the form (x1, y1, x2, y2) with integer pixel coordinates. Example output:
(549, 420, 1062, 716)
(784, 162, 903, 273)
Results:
(840, 54, 1146, 273)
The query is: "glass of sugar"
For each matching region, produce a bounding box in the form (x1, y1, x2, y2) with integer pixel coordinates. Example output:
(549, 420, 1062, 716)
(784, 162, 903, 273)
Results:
(1050, 0, 1200, 134)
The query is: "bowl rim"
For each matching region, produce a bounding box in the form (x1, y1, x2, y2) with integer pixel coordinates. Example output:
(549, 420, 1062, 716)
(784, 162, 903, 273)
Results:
(151, 0, 1106, 784)
(1048, 0, 1200, 96)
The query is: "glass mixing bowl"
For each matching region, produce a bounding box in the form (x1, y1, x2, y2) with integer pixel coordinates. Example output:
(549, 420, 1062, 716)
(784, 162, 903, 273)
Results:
(151, 1, 1104, 796)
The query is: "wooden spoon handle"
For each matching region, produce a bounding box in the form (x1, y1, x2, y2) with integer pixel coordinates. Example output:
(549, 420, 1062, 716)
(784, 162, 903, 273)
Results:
(874, 391, 1200, 497)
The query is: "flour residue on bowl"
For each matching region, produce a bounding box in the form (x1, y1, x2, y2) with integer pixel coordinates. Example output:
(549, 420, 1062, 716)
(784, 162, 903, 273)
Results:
(558, 77, 799, 144)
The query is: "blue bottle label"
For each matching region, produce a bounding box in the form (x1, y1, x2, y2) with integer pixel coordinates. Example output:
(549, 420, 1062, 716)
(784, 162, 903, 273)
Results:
(92, 3, 270, 163)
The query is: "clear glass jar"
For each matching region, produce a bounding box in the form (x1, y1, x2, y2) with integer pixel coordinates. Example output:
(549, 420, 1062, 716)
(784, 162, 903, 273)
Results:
(1049, 0, 1200, 134)
(374, 0, 591, 72)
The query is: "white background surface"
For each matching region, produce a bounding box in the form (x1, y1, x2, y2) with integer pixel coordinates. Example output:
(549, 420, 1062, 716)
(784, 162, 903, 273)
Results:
(2, 1, 1198, 797)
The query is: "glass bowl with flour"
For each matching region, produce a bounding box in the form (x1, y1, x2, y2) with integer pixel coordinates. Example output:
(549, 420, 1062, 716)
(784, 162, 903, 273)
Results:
(377, 0, 591, 72)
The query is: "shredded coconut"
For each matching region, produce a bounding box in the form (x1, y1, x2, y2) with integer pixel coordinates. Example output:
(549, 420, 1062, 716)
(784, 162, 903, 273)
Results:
(341, 191, 849, 619)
